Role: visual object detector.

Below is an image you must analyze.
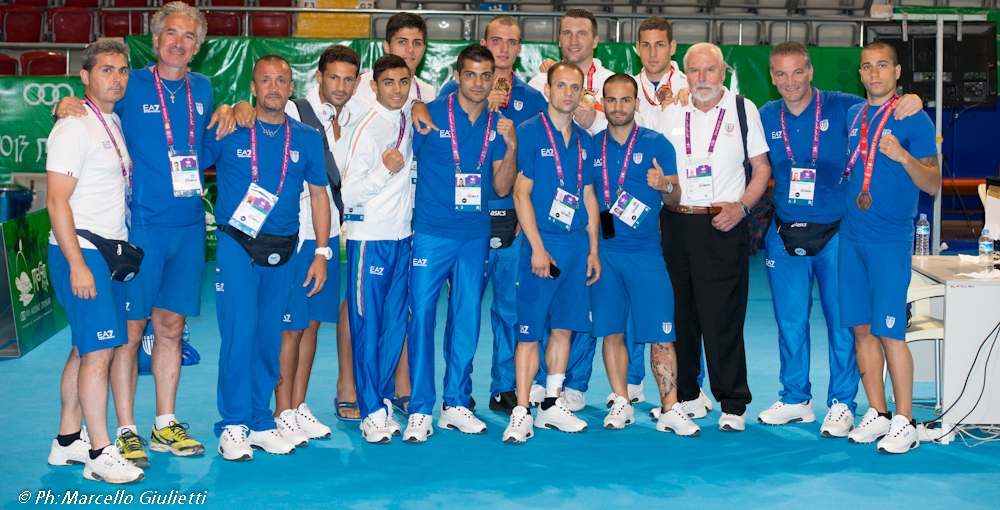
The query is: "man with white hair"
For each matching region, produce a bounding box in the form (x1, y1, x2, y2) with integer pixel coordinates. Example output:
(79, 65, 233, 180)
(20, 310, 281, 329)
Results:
(655, 43, 771, 432)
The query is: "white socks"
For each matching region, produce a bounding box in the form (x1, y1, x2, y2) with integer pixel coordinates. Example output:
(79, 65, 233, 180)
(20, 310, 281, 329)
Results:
(117, 425, 137, 438)
(155, 414, 176, 430)
(546, 374, 565, 398)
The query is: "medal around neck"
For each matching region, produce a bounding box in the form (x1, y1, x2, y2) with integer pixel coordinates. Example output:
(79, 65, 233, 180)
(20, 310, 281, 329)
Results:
(856, 190, 873, 210)
(494, 77, 511, 95)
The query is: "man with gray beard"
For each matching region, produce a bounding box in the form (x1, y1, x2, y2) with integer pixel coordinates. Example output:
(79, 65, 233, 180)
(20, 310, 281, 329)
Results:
(655, 43, 771, 433)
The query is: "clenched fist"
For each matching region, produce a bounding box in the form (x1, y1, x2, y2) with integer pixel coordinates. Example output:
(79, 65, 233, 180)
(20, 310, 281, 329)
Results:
(497, 118, 517, 147)
(383, 148, 404, 173)
(538, 58, 558, 74)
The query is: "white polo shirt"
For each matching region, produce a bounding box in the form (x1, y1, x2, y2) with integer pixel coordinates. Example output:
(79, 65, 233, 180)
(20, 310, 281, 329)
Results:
(656, 88, 769, 207)
(528, 58, 615, 135)
(634, 61, 687, 129)
(46, 112, 131, 249)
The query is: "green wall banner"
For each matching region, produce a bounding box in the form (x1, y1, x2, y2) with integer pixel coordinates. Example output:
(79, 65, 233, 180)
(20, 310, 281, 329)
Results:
(0, 209, 67, 358)
(0, 77, 84, 176)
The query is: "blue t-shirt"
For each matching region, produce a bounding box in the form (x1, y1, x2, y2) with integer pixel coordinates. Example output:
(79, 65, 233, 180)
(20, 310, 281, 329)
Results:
(412, 93, 509, 240)
(760, 89, 864, 224)
(439, 75, 547, 209)
(517, 111, 599, 241)
(841, 103, 937, 243)
(203, 118, 328, 237)
(593, 126, 676, 254)
(114, 65, 215, 228)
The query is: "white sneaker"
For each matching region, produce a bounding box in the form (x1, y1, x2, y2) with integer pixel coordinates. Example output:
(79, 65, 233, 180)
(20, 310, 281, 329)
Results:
(651, 390, 714, 421)
(218, 425, 253, 461)
(438, 406, 487, 434)
(657, 402, 701, 436)
(83, 445, 144, 484)
(274, 409, 309, 447)
(386, 405, 402, 437)
(718, 412, 746, 432)
(535, 397, 588, 433)
(528, 384, 546, 407)
(295, 403, 331, 439)
(820, 401, 854, 438)
(847, 408, 892, 444)
(247, 429, 296, 455)
(605, 382, 646, 407)
(502, 406, 534, 444)
(698, 389, 714, 412)
(877, 415, 920, 454)
(402, 413, 434, 443)
(562, 387, 586, 412)
(603, 395, 635, 430)
(48, 427, 90, 466)
(360, 408, 392, 444)
(757, 400, 816, 425)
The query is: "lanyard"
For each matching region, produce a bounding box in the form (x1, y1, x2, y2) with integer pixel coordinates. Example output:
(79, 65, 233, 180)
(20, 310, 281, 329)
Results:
(415, 81, 422, 102)
(780, 88, 822, 166)
(858, 95, 898, 195)
(640, 67, 674, 106)
(601, 123, 639, 207)
(842, 95, 898, 182)
(249, 119, 291, 196)
(395, 111, 407, 150)
(685, 108, 726, 158)
(539, 112, 583, 192)
(586, 62, 597, 91)
(152, 66, 195, 150)
(447, 93, 493, 173)
(84, 97, 132, 192)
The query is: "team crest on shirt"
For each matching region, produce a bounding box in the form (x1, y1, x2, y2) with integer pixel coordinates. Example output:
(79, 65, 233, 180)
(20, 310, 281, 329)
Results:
(196, 102, 204, 116)
(662, 322, 673, 334)
(582, 149, 588, 160)
(290, 150, 299, 163)
(633, 153, 643, 165)
(820, 119, 829, 131)
(886, 316, 896, 328)
(724, 123, 735, 134)
(490, 130, 496, 141)
(513, 100, 523, 111)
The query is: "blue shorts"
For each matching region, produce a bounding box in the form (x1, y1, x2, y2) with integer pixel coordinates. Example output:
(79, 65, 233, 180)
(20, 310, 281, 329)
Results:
(49, 245, 127, 355)
(125, 223, 205, 320)
(515, 234, 592, 342)
(282, 238, 341, 331)
(592, 249, 675, 343)
(838, 236, 911, 340)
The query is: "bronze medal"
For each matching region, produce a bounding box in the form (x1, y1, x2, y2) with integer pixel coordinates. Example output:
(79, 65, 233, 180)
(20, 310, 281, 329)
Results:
(856, 191, 873, 210)
(582, 90, 597, 106)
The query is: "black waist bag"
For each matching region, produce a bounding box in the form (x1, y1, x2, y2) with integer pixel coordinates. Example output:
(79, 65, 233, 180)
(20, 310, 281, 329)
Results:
(489, 208, 519, 249)
(775, 216, 841, 257)
(76, 229, 144, 282)
(218, 224, 297, 267)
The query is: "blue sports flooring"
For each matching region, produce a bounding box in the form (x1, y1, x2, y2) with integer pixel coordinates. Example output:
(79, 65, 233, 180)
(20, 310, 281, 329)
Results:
(1, 256, 998, 509)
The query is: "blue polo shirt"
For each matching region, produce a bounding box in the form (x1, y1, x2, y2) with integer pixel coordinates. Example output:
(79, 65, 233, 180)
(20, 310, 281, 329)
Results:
(760, 89, 864, 225)
(114, 64, 214, 228)
(841, 103, 937, 243)
(203, 118, 328, 237)
(440, 74, 546, 210)
(412, 93, 509, 240)
(594, 126, 676, 254)
(517, 111, 599, 241)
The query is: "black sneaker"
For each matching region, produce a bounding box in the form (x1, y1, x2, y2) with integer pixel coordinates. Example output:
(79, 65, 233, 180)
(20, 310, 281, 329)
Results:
(489, 391, 518, 415)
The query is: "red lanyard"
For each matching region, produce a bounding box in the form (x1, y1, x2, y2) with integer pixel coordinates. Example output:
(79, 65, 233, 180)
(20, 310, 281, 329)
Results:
(414, 80, 422, 102)
(249, 119, 291, 196)
(601, 123, 639, 207)
(395, 111, 406, 150)
(779, 88, 822, 166)
(447, 93, 493, 173)
(586, 63, 596, 91)
(84, 97, 131, 192)
(685, 108, 726, 158)
(640, 67, 674, 106)
(539, 112, 583, 192)
(843, 95, 898, 183)
(858, 95, 898, 195)
(152, 66, 195, 150)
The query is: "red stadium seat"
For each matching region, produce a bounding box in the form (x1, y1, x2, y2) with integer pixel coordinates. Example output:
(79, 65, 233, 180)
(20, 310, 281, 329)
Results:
(0, 53, 18, 76)
(205, 11, 241, 36)
(249, 12, 292, 37)
(257, 0, 294, 6)
(0, 5, 44, 43)
(10, 0, 49, 7)
(100, 10, 143, 37)
(210, 0, 247, 6)
(110, 0, 149, 6)
(21, 51, 67, 76)
(50, 7, 94, 43)
(63, 0, 101, 7)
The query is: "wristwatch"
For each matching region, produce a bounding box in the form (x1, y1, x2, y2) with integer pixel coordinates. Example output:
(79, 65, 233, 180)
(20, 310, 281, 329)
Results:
(315, 246, 333, 260)
(661, 181, 674, 195)
(739, 201, 751, 217)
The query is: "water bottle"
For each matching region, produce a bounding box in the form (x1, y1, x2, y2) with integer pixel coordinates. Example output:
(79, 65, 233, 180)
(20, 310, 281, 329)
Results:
(980, 229, 995, 272)
(182, 324, 190, 343)
(915, 214, 930, 257)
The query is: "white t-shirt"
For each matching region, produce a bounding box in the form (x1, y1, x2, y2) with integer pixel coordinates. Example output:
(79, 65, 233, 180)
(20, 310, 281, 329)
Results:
(634, 61, 688, 129)
(284, 83, 342, 242)
(656, 89, 769, 207)
(46, 112, 131, 249)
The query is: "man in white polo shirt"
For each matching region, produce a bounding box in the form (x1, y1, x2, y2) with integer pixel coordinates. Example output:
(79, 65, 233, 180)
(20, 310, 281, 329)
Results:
(655, 42, 771, 433)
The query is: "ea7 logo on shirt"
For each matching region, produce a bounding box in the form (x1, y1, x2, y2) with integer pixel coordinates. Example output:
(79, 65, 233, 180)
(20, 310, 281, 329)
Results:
(369, 266, 385, 275)
(283, 314, 291, 323)
(439, 129, 452, 138)
(142, 104, 161, 114)
(519, 325, 529, 334)
(97, 330, 115, 341)
(290, 150, 299, 163)
(771, 131, 783, 140)
(541, 148, 554, 157)
(850, 128, 859, 137)
(766, 258, 776, 268)
(236, 149, 251, 158)
(412, 258, 427, 267)
(215, 283, 224, 292)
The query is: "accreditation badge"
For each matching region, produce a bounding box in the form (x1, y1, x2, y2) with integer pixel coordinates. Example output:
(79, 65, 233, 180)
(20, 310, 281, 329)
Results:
(547, 188, 579, 231)
(684, 158, 714, 202)
(611, 191, 650, 229)
(229, 182, 278, 238)
(788, 163, 817, 206)
(344, 203, 366, 222)
(169, 149, 203, 197)
(455, 172, 482, 211)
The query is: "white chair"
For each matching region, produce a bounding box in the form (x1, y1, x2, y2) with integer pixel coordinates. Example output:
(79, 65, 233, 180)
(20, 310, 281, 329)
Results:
(885, 271, 945, 412)
(424, 16, 464, 40)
